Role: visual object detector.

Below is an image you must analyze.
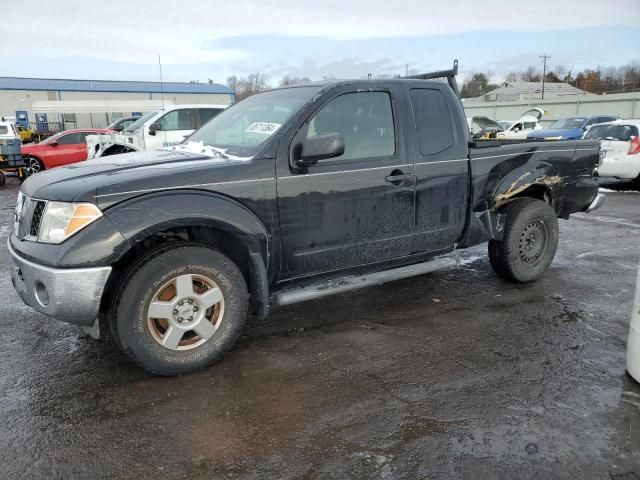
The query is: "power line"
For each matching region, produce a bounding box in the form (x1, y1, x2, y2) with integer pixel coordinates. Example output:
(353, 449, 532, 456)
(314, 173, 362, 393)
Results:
(539, 54, 551, 100)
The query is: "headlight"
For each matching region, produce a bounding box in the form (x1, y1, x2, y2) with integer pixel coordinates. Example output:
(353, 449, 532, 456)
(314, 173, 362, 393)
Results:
(38, 202, 103, 244)
(545, 136, 564, 140)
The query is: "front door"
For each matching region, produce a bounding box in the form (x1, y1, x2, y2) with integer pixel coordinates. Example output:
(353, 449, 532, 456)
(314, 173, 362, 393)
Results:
(46, 132, 86, 167)
(147, 108, 196, 149)
(276, 87, 415, 279)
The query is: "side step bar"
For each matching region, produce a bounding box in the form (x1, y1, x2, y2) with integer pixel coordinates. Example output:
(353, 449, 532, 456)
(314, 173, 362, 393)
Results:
(274, 257, 457, 306)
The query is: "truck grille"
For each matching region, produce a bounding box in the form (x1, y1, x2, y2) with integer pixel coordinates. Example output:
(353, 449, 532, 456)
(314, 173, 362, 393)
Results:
(15, 194, 47, 241)
(30, 201, 46, 237)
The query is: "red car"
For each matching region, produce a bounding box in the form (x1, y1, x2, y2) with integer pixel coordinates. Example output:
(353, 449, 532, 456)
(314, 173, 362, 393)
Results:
(21, 128, 114, 174)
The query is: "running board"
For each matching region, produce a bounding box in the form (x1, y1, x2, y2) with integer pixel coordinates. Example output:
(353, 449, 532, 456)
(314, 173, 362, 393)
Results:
(274, 257, 457, 306)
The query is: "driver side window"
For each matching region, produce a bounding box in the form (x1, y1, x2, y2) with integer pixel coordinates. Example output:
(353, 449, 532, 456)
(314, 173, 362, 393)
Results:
(306, 91, 395, 162)
(57, 133, 82, 145)
(157, 109, 195, 131)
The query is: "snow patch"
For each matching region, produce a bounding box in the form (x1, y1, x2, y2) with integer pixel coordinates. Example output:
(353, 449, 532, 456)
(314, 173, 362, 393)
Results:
(170, 141, 253, 161)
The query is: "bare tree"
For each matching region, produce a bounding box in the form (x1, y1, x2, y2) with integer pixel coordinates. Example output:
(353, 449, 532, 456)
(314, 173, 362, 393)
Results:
(226, 75, 239, 94)
(280, 75, 312, 86)
(504, 72, 518, 82)
(460, 72, 498, 98)
(521, 66, 541, 82)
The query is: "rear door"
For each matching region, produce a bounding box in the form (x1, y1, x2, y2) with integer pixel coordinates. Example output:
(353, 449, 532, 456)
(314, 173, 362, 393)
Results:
(408, 86, 470, 253)
(276, 85, 415, 279)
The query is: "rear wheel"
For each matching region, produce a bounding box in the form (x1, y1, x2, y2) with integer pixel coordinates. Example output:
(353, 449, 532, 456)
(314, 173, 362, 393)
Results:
(24, 156, 44, 175)
(488, 198, 559, 283)
(111, 244, 248, 375)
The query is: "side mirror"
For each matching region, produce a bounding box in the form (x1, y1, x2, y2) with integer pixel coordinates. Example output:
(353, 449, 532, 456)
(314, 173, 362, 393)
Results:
(149, 123, 161, 136)
(49, 141, 58, 147)
(114, 125, 123, 132)
(297, 133, 345, 167)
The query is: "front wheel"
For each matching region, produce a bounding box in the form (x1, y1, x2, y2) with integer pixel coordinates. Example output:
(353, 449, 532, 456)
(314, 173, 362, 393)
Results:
(111, 244, 248, 375)
(488, 198, 559, 283)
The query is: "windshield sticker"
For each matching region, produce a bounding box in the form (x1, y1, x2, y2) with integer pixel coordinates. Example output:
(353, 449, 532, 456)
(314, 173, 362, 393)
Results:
(245, 122, 281, 135)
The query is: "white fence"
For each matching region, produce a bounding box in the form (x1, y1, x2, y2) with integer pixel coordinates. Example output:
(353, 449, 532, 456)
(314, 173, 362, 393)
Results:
(462, 92, 640, 124)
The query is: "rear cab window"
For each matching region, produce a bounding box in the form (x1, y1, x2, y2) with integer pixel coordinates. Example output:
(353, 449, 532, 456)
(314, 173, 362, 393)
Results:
(409, 88, 454, 155)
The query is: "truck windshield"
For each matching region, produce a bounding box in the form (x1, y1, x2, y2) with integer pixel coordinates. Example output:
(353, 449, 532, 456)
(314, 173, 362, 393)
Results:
(124, 111, 158, 132)
(187, 86, 321, 157)
(548, 117, 586, 129)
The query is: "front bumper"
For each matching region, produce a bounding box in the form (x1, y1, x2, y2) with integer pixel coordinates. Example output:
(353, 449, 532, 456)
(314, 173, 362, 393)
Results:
(8, 240, 112, 326)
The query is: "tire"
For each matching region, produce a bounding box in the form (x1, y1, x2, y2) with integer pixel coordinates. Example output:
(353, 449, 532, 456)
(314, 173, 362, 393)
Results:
(0, 172, 5, 187)
(111, 244, 248, 375)
(488, 198, 559, 283)
(24, 156, 44, 175)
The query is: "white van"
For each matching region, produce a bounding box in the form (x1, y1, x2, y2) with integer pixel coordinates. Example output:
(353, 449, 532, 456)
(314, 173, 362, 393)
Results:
(87, 104, 227, 158)
(0, 120, 21, 143)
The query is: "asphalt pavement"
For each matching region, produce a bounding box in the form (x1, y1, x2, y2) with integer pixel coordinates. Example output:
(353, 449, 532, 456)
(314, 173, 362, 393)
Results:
(1, 177, 639, 479)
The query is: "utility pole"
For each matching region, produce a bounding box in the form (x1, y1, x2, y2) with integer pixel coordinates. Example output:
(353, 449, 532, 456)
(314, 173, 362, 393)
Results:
(539, 54, 551, 100)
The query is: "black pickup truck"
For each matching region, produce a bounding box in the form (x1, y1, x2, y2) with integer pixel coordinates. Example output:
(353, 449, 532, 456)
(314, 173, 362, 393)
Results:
(9, 62, 604, 375)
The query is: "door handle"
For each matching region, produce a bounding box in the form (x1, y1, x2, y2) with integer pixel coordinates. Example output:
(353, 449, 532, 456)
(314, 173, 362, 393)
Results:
(385, 171, 414, 185)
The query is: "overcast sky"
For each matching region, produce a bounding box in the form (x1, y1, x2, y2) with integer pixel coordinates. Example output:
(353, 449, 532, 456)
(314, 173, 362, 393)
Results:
(5, 0, 640, 85)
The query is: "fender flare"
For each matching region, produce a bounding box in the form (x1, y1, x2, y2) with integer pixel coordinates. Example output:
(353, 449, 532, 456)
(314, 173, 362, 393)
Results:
(104, 190, 271, 317)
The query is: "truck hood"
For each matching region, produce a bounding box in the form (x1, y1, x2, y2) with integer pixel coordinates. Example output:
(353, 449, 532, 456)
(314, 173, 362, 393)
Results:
(528, 128, 583, 139)
(21, 149, 256, 206)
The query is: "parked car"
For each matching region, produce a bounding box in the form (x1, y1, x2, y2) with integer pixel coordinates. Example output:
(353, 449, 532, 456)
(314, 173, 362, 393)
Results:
(106, 116, 141, 132)
(16, 125, 35, 143)
(21, 128, 114, 174)
(467, 116, 503, 139)
(9, 62, 605, 375)
(584, 119, 640, 183)
(497, 108, 546, 139)
(527, 115, 618, 140)
(87, 105, 227, 158)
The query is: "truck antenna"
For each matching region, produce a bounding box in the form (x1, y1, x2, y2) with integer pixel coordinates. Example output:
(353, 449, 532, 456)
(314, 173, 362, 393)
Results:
(158, 54, 165, 111)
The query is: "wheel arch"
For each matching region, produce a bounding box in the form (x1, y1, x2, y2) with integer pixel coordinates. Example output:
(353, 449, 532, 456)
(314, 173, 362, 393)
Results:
(100, 191, 271, 319)
(492, 165, 560, 211)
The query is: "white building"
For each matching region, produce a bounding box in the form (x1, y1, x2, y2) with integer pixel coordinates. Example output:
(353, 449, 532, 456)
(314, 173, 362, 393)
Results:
(479, 81, 589, 102)
(0, 77, 234, 131)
